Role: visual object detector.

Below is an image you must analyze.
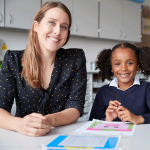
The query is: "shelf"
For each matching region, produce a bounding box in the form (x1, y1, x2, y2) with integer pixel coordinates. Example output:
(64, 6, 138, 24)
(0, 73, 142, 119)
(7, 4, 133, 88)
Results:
(87, 70, 99, 73)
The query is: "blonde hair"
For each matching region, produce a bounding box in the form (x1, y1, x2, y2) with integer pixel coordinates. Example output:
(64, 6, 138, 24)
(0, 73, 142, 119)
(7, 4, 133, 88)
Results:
(21, 2, 72, 89)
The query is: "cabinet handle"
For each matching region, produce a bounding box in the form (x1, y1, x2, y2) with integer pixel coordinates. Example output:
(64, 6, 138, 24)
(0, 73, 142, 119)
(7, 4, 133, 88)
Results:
(9, 14, 12, 24)
(124, 31, 127, 38)
(0, 14, 2, 23)
(75, 24, 78, 32)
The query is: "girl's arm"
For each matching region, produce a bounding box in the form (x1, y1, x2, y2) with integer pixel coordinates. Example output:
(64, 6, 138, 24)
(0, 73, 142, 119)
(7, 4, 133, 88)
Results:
(117, 106, 144, 124)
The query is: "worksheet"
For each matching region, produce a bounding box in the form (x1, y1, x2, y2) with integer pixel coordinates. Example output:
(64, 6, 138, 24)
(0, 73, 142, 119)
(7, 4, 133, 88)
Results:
(74, 119, 136, 136)
(41, 135, 121, 150)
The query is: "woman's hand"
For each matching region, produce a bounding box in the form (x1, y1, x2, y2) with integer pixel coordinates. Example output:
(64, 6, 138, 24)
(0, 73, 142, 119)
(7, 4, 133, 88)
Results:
(105, 100, 121, 121)
(117, 106, 144, 124)
(15, 113, 51, 136)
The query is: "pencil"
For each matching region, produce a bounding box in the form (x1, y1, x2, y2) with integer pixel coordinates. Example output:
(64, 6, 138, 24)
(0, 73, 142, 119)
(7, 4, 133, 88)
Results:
(116, 91, 118, 100)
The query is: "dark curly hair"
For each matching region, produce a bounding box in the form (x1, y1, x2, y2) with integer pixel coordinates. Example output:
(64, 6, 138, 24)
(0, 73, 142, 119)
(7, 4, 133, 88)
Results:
(96, 43, 150, 82)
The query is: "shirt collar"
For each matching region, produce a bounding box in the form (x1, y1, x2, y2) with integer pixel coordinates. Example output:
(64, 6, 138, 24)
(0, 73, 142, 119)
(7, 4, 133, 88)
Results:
(109, 76, 140, 90)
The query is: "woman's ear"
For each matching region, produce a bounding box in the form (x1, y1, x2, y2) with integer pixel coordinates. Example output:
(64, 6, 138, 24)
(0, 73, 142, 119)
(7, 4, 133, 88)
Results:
(33, 21, 38, 32)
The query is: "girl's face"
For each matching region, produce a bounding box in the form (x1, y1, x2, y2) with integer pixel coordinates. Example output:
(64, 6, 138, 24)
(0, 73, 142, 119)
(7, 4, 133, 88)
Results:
(34, 7, 69, 53)
(111, 47, 140, 89)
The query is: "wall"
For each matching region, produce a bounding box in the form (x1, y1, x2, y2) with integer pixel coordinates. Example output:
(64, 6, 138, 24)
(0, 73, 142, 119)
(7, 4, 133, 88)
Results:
(143, 0, 150, 6)
(0, 27, 121, 62)
(0, 28, 29, 60)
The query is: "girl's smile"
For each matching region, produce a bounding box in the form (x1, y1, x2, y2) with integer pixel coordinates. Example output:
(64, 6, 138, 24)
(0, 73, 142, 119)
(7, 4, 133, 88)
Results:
(119, 73, 130, 78)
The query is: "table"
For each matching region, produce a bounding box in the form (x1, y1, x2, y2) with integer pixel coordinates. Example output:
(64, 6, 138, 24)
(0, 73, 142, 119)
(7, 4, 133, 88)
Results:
(0, 121, 150, 150)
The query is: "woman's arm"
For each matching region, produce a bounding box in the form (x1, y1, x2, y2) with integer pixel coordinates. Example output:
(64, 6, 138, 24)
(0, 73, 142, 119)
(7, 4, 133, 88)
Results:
(0, 108, 16, 130)
(0, 108, 51, 136)
(45, 108, 80, 127)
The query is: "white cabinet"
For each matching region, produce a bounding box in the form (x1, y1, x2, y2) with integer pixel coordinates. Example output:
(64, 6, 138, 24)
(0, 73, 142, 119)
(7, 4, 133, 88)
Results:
(99, 0, 141, 42)
(5, 0, 41, 29)
(71, 0, 98, 38)
(0, 0, 4, 27)
(122, 0, 141, 42)
(99, 0, 122, 41)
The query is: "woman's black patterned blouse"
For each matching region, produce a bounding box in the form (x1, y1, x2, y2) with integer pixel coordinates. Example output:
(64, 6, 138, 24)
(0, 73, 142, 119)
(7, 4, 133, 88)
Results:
(0, 48, 87, 117)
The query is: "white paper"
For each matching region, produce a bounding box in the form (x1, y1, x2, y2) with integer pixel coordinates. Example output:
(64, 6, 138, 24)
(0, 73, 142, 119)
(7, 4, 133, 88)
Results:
(58, 135, 108, 147)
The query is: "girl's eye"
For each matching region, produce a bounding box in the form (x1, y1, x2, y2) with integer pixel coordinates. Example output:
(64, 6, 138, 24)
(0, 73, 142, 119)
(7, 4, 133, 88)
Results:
(49, 21, 55, 26)
(115, 63, 120, 66)
(127, 62, 133, 65)
(61, 26, 67, 29)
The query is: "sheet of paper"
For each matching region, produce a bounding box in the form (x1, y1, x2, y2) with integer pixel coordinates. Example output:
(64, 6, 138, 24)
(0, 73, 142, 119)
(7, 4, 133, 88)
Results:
(58, 135, 108, 147)
(74, 119, 136, 136)
(42, 135, 121, 149)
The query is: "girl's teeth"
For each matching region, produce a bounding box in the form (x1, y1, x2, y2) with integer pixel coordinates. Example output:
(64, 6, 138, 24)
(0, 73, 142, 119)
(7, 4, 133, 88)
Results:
(120, 74, 129, 77)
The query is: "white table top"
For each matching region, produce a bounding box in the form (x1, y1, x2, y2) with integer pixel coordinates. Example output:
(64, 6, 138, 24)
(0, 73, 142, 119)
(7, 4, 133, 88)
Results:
(0, 121, 150, 150)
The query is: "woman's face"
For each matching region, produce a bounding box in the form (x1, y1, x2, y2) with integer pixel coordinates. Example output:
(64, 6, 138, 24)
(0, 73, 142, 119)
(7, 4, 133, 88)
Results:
(34, 7, 69, 53)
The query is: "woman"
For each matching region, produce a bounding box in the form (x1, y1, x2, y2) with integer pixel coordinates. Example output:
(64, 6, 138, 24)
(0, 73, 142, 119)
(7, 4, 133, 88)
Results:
(0, 2, 87, 136)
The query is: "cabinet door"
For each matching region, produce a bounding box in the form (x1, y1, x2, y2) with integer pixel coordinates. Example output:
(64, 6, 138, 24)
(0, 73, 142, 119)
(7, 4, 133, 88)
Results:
(0, 0, 4, 27)
(99, 0, 122, 40)
(122, 0, 141, 42)
(72, 0, 98, 37)
(5, 0, 41, 29)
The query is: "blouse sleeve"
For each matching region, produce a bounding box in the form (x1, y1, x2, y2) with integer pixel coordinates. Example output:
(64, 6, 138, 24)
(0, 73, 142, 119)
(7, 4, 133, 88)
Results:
(0, 50, 17, 113)
(65, 49, 87, 116)
(89, 88, 106, 121)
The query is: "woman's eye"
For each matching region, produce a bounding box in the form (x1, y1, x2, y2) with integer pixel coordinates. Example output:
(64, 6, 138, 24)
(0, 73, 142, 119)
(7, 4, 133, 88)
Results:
(49, 21, 55, 26)
(61, 26, 67, 29)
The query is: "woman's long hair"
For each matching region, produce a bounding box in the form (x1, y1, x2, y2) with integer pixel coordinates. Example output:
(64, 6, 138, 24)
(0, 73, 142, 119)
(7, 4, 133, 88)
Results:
(21, 2, 72, 89)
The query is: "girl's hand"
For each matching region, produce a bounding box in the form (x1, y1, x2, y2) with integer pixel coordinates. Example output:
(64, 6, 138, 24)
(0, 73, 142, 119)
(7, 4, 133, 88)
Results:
(15, 113, 51, 136)
(117, 106, 144, 124)
(105, 100, 121, 121)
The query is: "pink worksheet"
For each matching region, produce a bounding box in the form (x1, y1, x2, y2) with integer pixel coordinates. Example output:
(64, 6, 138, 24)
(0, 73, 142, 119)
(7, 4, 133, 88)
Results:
(74, 119, 136, 136)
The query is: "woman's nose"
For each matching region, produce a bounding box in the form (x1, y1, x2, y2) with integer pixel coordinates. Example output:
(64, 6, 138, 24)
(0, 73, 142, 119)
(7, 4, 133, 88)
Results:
(54, 25, 61, 35)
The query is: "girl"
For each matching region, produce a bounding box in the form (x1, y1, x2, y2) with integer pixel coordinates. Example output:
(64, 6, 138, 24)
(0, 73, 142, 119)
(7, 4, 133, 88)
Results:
(89, 43, 150, 124)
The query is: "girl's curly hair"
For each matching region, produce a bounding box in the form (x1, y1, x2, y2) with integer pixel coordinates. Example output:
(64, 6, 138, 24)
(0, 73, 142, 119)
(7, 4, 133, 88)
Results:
(96, 43, 150, 82)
